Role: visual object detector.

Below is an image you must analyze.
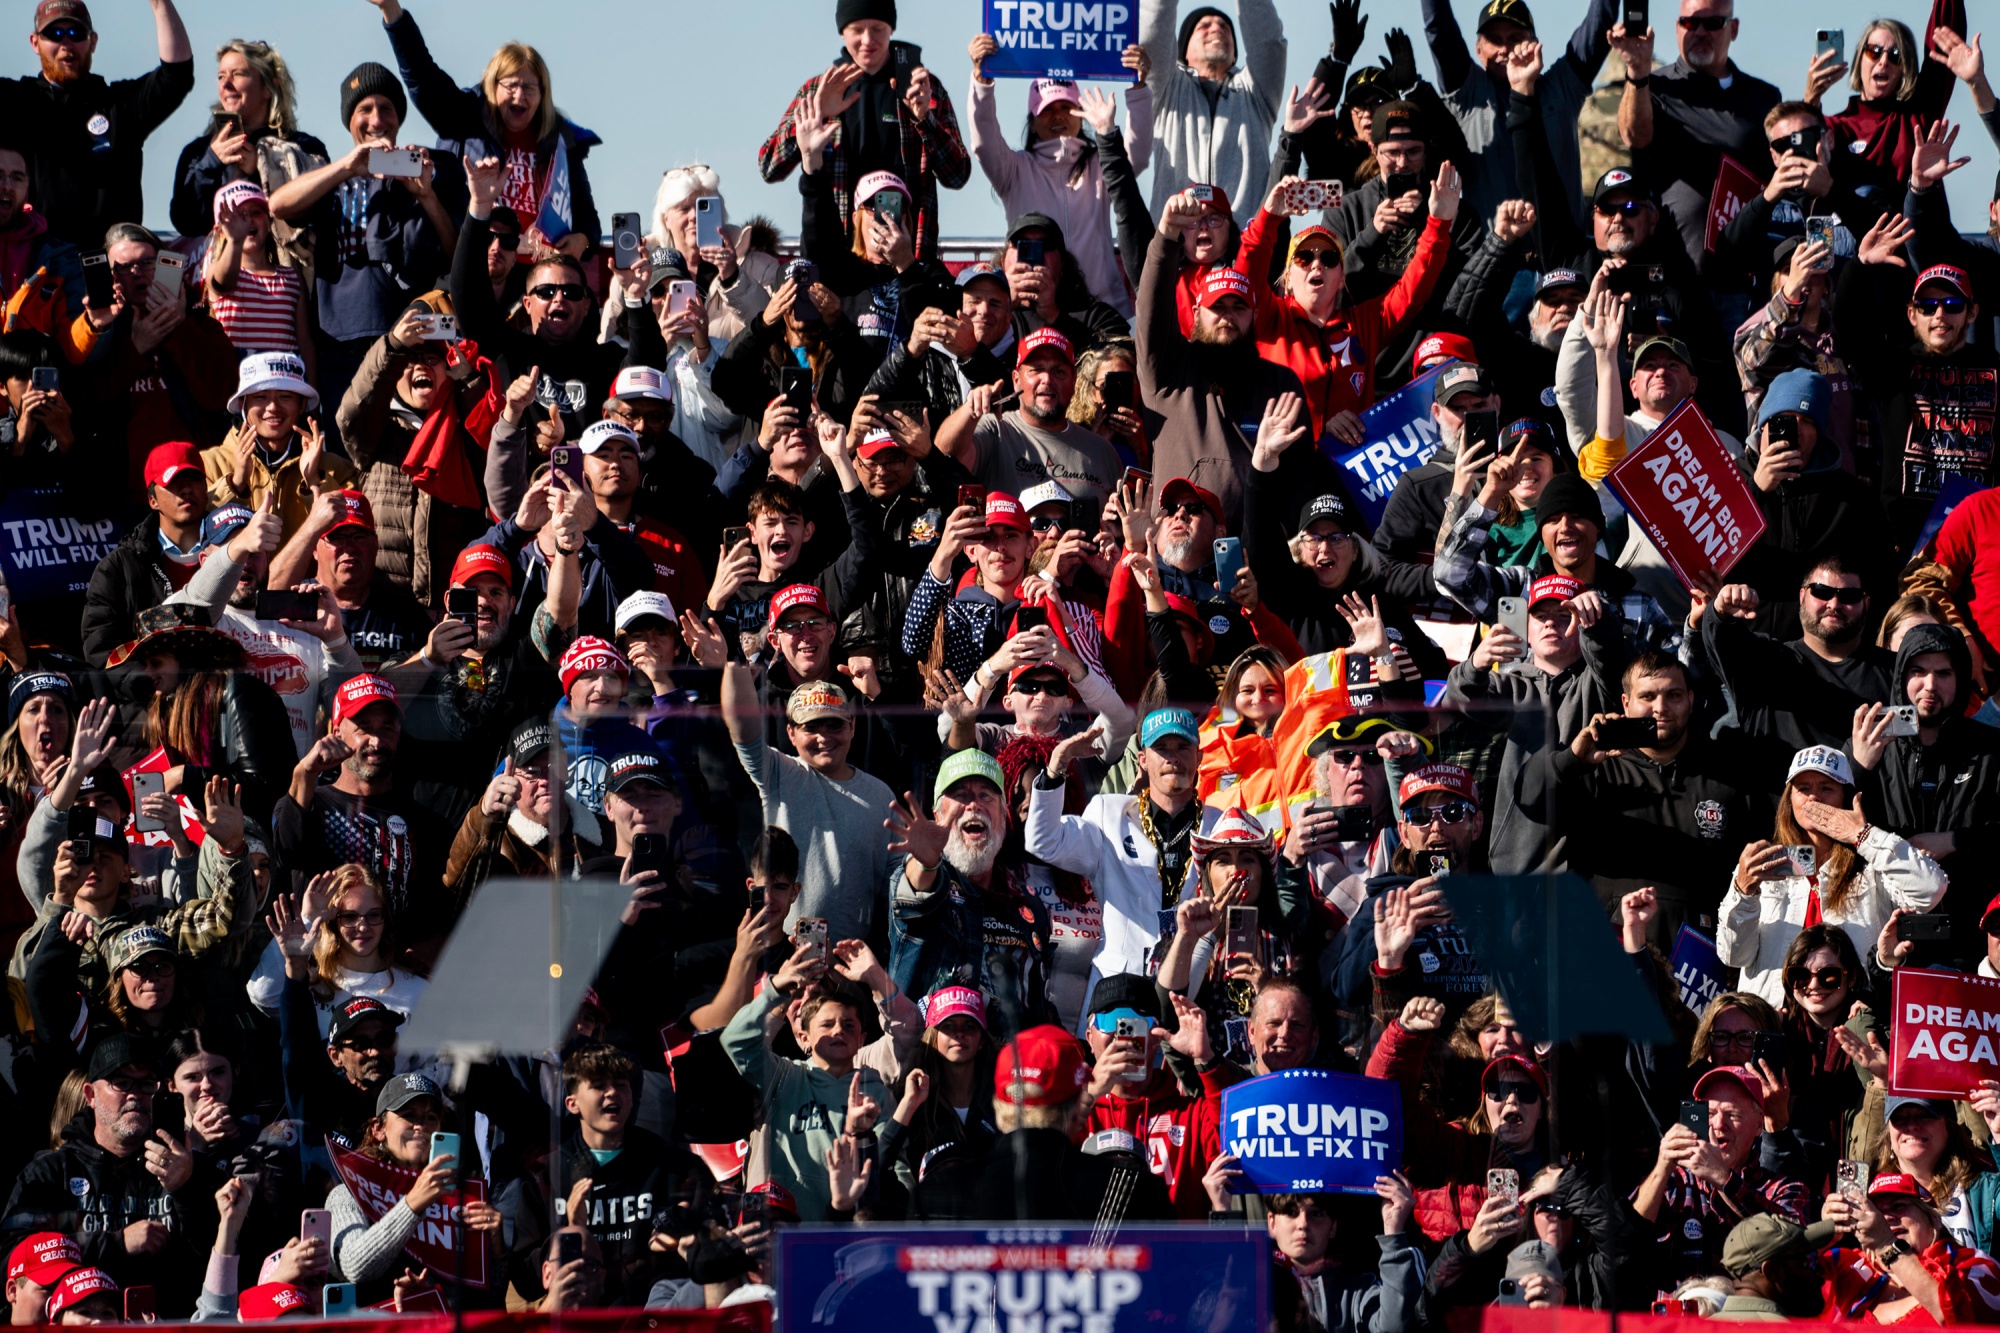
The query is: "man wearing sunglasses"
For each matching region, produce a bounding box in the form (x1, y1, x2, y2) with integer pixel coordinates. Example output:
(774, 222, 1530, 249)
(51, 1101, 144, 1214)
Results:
(1844, 261, 1998, 552)
(1618, 1, 1780, 279)
(1712, 102, 1884, 297)
(1522, 652, 1756, 951)
(0, 0, 193, 249)
(1329, 764, 1490, 1047)
(2, 1034, 207, 1314)
(1701, 554, 1892, 788)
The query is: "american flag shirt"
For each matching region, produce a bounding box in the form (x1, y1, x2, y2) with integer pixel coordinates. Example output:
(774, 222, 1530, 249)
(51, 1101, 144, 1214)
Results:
(301, 789, 416, 916)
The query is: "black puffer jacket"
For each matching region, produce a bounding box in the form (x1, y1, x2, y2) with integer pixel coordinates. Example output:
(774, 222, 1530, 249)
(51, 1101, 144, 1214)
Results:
(80, 514, 176, 666)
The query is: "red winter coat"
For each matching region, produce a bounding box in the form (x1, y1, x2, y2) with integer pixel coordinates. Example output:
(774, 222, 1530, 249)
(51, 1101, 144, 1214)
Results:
(1086, 1065, 1235, 1220)
(1365, 1018, 1527, 1242)
(1819, 1238, 2000, 1324)
(1237, 211, 1450, 439)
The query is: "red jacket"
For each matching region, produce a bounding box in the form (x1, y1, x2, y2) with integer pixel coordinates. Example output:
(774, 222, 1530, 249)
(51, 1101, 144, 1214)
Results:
(1087, 1065, 1233, 1220)
(1819, 1239, 2000, 1324)
(1365, 1017, 1508, 1242)
(1237, 211, 1450, 439)
(623, 516, 708, 623)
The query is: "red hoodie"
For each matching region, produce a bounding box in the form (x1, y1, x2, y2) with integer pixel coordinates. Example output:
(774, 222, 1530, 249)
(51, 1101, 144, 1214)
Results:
(1236, 210, 1450, 439)
(1086, 1065, 1237, 1219)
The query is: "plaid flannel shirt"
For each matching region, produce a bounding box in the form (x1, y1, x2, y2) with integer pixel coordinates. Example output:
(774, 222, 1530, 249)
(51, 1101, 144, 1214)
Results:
(901, 571, 1107, 686)
(1646, 1163, 1808, 1282)
(759, 69, 971, 260)
(1433, 496, 1685, 658)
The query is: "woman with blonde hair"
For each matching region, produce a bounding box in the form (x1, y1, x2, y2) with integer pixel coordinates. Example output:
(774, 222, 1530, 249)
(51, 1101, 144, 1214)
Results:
(246, 866, 427, 1034)
(1807, 9, 1992, 187)
(366, 0, 601, 258)
(170, 40, 329, 254)
(640, 164, 780, 343)
(1716, 746, 1945, 1006)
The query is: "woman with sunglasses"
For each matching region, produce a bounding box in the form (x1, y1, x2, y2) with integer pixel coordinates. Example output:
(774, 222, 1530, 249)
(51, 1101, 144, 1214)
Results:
(1687, 991, 1781, 1080)
(1814, 13, 1990, 190)
(1155, 806, 1297, 1058)
(1367, 994, 1551, 1242)
(247, 866, 427, 1036)
(1766, 925, 1872, 1196)
(1716, 746, 1944, 1007)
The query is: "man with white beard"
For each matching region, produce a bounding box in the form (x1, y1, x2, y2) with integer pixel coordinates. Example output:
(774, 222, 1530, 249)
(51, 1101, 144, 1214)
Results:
(886, 748, 1055, 1041)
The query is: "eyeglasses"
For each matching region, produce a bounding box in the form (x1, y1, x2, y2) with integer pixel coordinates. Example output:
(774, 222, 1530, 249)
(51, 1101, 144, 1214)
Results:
(1404, 800, 1472, 826)
(1162, 502, 1209, 520)
(1708, 1028, 1758, 1049)
(774, 616, 832, 635)
(1292, 248, 1340, 269)
(39, 22, 88, 42)
(1676, 15, 1730, 31)
(1595, 199, 1646, 216)
(1803, 582, 1866, 605)
(104, 1077, 160, 1096)
(1914, 296, 1967, 316)
(124, 956, 175, 979)
(1484, 1080, 1543, 1105)
(496, 77, 542, 96)
(335, 910, 385, 928)
(1009, 677, 1068, 697)
(1299, 530, 1353, 549)
(1785, 966, 1846, 991)
(1863, 43, 1901, 63)
(1323, 749, 1383, 767)
(527, 283, 587, 303)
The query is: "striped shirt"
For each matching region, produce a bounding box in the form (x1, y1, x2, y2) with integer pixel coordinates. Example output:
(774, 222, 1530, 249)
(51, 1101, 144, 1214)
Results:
(210, 265, 302, 354)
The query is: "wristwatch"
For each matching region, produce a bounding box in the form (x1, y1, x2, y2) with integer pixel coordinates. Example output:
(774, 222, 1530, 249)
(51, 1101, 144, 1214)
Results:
(1875, 1238, 1914, 1265)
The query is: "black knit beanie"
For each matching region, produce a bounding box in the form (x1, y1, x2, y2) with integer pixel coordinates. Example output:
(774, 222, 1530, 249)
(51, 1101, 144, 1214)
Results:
(341, 62, 407, 130)
(836, 0, 897, 32)
(1177, 6, 1237, 64)
(1535, 472, 1606, 532)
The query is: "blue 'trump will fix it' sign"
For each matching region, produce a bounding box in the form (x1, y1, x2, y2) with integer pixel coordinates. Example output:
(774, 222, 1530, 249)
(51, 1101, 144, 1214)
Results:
(981, 1, 1137, 81)
(1219, 1068, 1403, 1195)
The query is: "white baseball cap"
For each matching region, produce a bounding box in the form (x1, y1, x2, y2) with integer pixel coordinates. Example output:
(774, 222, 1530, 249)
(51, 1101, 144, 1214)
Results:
(615, 590, 679, 634)
(613, 365, 672, 403)
(578, 419, 640, 456)
(1786, 745, 1853, 787)
(1018, 479, 1074, 513)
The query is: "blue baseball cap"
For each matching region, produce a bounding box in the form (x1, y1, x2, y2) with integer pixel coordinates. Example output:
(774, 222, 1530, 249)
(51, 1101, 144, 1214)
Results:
(197, 503, 254, 550)
(1139, 708, 1199, 750)
(1755, 368, 1832, 438)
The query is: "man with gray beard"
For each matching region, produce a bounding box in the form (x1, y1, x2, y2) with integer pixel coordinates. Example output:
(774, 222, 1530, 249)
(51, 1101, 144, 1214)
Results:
(1460, 267, 1585, 420)
(887, 748, 1055, 1041)
(164, 493, 364, 761)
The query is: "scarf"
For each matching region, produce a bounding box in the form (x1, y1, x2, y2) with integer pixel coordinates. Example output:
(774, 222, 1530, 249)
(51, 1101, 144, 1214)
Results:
(400, 338, 499, 512)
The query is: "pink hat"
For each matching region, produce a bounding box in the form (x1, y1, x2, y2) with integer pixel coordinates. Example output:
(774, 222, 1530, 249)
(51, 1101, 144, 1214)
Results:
(213, 178, 268, 225)
(1028, 79, 1082, 116)
(922, 985, 988, 1029)
(855, 171, 911, 208)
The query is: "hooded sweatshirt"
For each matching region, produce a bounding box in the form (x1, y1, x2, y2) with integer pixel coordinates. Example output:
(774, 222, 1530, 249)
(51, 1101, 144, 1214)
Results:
(1138, 0, 1288, 226)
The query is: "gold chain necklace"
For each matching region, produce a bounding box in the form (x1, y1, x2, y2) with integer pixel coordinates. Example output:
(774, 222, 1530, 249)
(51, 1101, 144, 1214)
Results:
(1136, 792, 1186, 910)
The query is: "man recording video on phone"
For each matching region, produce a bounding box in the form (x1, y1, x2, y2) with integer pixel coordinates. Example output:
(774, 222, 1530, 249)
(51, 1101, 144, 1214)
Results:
(1848, 621, 1999, 956)
(1520, 652, 1757, 949)
(1712, 102, 1885, 294)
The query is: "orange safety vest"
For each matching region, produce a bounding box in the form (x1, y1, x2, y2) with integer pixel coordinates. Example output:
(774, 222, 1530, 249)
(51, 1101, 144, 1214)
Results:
(1198, 648, 1389, 834)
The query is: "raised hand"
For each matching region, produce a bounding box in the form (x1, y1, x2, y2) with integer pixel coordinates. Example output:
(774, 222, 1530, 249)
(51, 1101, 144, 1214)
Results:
(1046, 722, 1105, 777)
(1252, 391, 1310, 472)
(794, 103, 840, 175)
(1493, 199, 1536, 245)
(1930, 28, 1985, 85)
(1857, 211, 1916, 267)
(1377, 27, 1418, 92)
(462, 155, 505, 218)
(1337, 593, 1389, 658)
(813, 64, 865, 122)
(267, 893, 310, 958)
(1284, 78, 1332, 135)
(1078, 86, 1118, 137)
(1506, 40, 1543, 95)
(884, 791, 948, 868)
(70, 695, 117, 773)
(1398, 995, 1446, 1033)
(199, 776, 246, 854)
(1910, 119, 1970, 191)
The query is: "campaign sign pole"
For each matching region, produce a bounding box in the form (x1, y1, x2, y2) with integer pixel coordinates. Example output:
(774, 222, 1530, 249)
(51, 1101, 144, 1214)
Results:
(1218, 1068, 1402, 1195)
(981, 0, 1138, 81)
(1327, 362, 1450, 529)
(1603, 398, 1766, 592)
(778, 1225, 1265, 1333)
(1889, 968, 2000, 1099)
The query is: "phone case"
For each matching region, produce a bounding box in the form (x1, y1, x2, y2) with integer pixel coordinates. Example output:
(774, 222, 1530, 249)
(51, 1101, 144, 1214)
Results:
(1281, 180, 1345, 213)
(131, 772, 167, 833)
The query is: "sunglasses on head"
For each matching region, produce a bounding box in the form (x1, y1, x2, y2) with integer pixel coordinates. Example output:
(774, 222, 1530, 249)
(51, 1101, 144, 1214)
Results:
(1091, 1007, 1151, 1034)
(1676, 15, 1729, 31)
(527, 282, 588, 303)
(1404, 799, 1472, 827)
(1293, 248, 1340, 269)
(1914, 296, 1967, 315)
(40, 22, 87, 42)
(1786, 965, 1846, 991)
(1484, 1079, 1542, 1105)
(1804, 582, 1866, 605)
(1864, 42, 1901, 63)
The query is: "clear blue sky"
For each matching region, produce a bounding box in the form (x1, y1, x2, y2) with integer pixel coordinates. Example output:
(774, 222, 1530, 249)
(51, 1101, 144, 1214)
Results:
(67, 0, 2000, 240)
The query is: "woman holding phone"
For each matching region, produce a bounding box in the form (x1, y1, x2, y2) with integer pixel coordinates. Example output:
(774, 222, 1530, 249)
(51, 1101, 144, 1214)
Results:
(1154, 806, 1296, 1057)
(324, 1071, 502, 1304)
(169, 40, 329, 250)
(1715, 746, 1944, 1006)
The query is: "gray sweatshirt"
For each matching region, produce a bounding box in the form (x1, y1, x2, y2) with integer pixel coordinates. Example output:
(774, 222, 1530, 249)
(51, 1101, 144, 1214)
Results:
(1140, 0, 1287, 226)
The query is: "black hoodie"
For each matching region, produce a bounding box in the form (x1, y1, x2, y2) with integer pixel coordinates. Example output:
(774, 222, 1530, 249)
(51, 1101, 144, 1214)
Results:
(1, 1107, 216, 1316)
(1856, 622, 2000, 962)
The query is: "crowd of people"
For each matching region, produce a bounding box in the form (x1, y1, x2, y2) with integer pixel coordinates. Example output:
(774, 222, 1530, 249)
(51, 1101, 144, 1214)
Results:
(0, 0, 1994, 1323)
